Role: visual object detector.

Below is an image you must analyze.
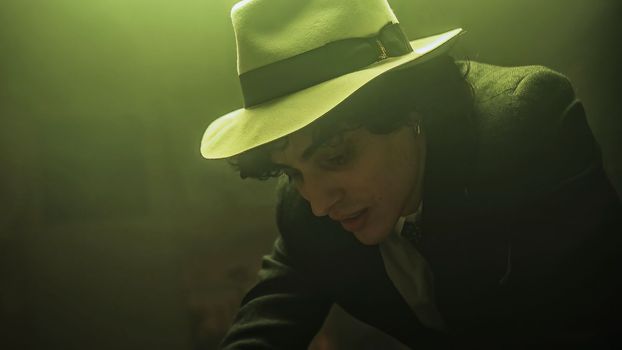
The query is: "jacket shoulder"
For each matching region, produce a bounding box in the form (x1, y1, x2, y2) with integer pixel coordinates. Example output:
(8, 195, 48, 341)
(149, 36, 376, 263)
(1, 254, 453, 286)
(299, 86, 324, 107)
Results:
(464, 61, 574, 102)
(464, 61, 575, 125)
(460, 61, 597, 201)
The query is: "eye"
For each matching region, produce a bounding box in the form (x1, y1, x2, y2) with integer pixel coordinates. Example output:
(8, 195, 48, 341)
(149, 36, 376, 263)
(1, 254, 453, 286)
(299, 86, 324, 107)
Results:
(326, 140, 353, 165)
(327, 153, 347, 166)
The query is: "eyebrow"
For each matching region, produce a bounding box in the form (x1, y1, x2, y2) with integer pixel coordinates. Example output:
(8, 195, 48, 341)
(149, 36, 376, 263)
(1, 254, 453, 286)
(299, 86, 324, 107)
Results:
(272, 142, 320, 170)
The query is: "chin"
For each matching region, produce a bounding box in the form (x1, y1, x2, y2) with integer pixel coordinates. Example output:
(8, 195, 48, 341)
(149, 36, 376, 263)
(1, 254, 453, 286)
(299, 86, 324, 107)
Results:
(353, 225, 392, 246)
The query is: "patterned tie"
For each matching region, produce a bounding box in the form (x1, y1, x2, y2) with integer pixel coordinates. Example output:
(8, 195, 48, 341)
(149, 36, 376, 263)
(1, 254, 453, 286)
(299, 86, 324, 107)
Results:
(401, 220, 423, 246)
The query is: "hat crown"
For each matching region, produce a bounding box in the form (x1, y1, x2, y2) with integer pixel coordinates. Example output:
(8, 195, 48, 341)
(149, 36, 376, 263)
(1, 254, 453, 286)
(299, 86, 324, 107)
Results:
(232, 0, 399, 74)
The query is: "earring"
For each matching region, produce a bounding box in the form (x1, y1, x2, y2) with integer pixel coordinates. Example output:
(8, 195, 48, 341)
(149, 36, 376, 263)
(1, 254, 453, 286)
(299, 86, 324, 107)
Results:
(409, 111, 421, 136)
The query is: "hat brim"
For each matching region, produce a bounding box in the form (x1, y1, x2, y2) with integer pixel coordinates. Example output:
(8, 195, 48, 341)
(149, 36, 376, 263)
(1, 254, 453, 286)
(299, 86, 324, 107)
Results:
(201, 28, 464, 159)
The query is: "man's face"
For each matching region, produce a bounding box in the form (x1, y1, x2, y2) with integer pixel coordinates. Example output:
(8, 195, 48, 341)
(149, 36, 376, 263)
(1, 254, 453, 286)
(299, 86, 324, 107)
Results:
(270, 122, 425, 245)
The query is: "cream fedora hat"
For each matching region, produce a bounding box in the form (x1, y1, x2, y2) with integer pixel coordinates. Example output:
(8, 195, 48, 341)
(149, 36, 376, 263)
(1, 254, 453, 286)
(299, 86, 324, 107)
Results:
(200, 0, 463, 159)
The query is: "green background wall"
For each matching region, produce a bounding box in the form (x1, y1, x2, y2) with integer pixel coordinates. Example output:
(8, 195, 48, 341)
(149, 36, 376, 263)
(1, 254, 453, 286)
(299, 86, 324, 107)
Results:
(1, 1, 620, 349)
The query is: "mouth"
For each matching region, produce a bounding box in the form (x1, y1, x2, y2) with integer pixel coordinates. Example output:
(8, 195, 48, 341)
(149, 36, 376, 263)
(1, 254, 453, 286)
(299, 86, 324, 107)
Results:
(338, 208, 369, 232)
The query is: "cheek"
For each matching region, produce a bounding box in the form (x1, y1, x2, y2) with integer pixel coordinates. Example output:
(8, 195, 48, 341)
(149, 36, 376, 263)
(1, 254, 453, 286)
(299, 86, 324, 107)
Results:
(344, 147, 414, 209)
(347, 172, 387, 205)
(364, 160, 416, 225)
(370, 170, 406, 204)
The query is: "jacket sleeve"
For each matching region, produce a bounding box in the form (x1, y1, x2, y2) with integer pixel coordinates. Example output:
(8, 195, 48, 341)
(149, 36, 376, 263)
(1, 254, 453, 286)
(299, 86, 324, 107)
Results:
(219, 183, 333, 349)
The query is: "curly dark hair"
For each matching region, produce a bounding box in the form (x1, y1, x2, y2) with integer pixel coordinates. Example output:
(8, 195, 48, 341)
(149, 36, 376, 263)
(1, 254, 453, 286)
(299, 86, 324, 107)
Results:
(228, 54, 474, 180)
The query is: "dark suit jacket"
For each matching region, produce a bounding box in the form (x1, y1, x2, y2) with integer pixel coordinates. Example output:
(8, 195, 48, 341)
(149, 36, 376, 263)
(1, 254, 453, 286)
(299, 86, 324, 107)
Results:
(220, 61, 622, 349)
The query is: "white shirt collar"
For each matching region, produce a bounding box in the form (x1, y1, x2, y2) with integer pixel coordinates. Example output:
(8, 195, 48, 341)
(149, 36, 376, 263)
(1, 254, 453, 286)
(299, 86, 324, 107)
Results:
(393, 201, 423, 238)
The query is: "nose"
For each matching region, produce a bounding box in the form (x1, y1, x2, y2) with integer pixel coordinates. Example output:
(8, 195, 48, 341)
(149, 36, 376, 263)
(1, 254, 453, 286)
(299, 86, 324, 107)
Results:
(297, 173, 343, 217)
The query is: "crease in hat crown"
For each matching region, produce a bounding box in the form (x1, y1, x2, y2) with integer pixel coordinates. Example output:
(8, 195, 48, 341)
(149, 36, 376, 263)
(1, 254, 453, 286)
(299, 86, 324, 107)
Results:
(232, 0, 399, 74)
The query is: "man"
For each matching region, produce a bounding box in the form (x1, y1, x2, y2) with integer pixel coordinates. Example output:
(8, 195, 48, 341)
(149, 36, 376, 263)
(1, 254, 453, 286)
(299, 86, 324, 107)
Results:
(200, 0, 622, 348)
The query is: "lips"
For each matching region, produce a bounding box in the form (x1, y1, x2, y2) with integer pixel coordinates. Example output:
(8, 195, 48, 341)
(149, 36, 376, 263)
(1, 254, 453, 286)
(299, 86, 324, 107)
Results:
(339, 210, 365, 221)
(338, 208, 369, 232)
